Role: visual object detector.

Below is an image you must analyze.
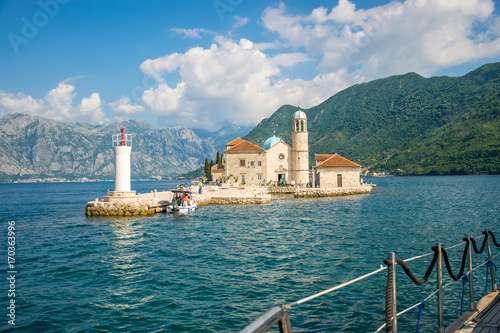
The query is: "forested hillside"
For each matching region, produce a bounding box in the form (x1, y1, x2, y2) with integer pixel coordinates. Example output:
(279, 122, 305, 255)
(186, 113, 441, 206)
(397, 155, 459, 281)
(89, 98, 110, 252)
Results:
(244, 63, 500, 175)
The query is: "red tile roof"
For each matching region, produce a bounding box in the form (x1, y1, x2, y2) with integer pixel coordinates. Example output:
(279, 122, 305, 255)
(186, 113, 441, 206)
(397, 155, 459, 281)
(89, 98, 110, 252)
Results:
(212, 169, 225, 173)
(225, 137, 245, 147)
(224, 140, 264, 153)
(315, 154, 335, 161)
(316, 154, 360, 168)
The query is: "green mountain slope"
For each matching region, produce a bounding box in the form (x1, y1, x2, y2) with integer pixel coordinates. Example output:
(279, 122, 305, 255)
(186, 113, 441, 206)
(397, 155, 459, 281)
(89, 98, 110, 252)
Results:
(244, 62, 500, 175)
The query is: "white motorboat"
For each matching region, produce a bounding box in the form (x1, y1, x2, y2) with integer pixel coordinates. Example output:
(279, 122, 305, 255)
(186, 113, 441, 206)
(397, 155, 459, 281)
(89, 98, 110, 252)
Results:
(167, 189, 198, 214)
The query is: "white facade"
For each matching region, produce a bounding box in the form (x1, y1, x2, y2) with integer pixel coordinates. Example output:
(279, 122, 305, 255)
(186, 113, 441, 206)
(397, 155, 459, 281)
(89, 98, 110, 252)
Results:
(265, 141, 292, 183)
(114, 146, 131, 191)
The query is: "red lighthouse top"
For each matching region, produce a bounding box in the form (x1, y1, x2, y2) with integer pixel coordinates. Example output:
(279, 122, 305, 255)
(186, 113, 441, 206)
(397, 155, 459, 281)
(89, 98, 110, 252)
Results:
(112, 127, 132, 147)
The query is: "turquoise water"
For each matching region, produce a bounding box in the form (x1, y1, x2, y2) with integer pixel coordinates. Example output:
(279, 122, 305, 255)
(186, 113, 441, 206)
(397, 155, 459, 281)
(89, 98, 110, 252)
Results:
(0, 176, 499, 332)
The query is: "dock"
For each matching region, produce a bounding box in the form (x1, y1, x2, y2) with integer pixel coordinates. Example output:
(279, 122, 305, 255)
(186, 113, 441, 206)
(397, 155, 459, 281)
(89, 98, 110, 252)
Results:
(86, 184, 272, 216)
(85, 184, 373, 216)
(447, 289, 500, 332)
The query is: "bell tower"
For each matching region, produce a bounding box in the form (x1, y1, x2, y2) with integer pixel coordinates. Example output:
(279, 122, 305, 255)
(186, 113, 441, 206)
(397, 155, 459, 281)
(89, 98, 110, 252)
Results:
(291, 106, 309, 184)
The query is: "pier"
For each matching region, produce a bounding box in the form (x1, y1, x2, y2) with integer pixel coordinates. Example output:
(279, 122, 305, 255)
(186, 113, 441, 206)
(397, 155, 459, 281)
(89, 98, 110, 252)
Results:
(86, 185, 273, 216)
(85, 184, 374, 216)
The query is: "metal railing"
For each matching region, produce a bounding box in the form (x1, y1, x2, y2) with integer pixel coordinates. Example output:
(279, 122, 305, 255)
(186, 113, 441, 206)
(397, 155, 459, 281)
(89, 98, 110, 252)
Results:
(238, 229, 499, 333)
(112, 133, 132, 147)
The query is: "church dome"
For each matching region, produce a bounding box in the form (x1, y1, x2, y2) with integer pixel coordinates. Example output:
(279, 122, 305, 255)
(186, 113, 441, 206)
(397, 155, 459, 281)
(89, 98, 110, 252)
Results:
(263, 135, 281, 150)
(293, 110, 307, 119)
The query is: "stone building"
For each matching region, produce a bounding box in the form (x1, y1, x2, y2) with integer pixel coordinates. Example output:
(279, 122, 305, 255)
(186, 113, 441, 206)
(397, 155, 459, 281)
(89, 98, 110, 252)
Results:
(313, 154, 361, 188)
(220, 107, 362, 188)
(220, 107, 309, 185)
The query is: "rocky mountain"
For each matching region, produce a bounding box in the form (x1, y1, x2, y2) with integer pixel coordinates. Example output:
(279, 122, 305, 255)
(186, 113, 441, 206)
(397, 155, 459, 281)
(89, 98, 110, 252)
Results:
(191, 124, 254, 153)
(0, 113, 224, 181)
(244, 62, 500, 175)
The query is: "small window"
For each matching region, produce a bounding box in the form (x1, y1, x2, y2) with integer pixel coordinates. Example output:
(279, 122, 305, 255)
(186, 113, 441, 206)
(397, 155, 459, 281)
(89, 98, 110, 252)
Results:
(278, 153, 285, 161)
(258, 161, 262, 166)
(240, 159, 245, 167)
(250, 161, 255, 167)
(257, 174, 262, 180)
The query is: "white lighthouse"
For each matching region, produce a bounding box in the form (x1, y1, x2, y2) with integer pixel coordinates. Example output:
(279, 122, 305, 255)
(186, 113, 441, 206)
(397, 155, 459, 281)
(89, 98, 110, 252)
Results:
(103, 127, 137, 203)
(113, 127, 132, 192)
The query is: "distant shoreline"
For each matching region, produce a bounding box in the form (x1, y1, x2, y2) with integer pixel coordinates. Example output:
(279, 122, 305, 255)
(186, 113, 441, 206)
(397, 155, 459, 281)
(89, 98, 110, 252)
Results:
(1, 173, 498, 184)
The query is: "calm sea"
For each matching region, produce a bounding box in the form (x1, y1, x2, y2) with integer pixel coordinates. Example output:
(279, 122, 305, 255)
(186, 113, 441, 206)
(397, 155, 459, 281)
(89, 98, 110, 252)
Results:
(0, 176, 499, 332)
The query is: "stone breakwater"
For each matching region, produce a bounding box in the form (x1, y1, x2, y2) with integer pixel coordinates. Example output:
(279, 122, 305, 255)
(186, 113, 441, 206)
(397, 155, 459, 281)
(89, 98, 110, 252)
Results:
(86, 186, 272, 217)
(85, 185, 373, 216)
(197, 195, 272, 206)
(86, 190, 173, 217)
(86, 200, 164, 216)
(267, 187, 298, 194)
(294, 185, 374, 198)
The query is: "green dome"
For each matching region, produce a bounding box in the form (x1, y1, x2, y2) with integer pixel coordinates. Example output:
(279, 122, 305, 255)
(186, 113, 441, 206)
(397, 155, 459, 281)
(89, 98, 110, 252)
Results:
(263, 135, 280, 150)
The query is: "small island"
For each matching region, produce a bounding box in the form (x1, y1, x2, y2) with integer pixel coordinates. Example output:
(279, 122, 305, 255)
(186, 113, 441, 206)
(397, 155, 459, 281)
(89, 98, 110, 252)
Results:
(86, 109, 374, 217)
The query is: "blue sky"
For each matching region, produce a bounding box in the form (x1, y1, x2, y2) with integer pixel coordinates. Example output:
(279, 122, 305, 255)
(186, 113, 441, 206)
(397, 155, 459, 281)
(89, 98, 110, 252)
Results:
(1, 0, 500, 130)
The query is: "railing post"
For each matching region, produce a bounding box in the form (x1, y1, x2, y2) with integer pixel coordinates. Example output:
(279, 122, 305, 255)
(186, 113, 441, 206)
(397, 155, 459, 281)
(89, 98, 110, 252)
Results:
(466, 235, 477, 311)
(389, 252, 398, 332)
(278, 310, 293, 333)
(437, 243, 445, 333)
(485, 229, 498, 293)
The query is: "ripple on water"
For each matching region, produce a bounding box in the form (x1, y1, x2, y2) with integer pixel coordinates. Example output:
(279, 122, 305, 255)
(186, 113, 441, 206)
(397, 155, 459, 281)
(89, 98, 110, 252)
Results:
(0, 177, 499, 332)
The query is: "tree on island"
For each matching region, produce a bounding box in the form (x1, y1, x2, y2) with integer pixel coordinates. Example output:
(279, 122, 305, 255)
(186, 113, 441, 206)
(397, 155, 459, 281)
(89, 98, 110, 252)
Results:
(204, 158, 210, 180)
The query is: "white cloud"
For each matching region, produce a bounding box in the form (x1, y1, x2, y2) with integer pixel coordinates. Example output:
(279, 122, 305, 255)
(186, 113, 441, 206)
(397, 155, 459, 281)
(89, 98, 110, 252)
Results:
(271, 52, 312, 68)
(44, 82, 75, 120)
(108, 97, 145, 115)
(0, 81, 106, 124)
(142, 82, 186, 113)
(0, 91, 45, 114)
(232, 16, 249, 29)
(262, 0, 500, 79)
(79, 92, 105, 123)
(139, 36, 348, 130)
(170, 28, 211, 39)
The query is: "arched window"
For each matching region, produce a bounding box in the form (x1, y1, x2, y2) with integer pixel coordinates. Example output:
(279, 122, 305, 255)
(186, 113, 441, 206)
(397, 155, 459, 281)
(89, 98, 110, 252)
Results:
(300, 120, 304, 132)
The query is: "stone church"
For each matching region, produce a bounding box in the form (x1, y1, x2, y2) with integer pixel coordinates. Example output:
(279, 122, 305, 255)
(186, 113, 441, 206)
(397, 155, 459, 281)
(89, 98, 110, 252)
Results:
(215, 107, 362, 188)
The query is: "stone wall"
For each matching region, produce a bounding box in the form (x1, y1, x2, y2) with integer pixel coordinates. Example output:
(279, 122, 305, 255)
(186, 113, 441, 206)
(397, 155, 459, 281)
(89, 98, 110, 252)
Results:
(225, 151, 265, 185)
(206, 195, 272, 205)
(267, 186, 297, 194)
(316, 166, 361, 188)
(86, 200, 163, 216)
(294, 185, 373, 198)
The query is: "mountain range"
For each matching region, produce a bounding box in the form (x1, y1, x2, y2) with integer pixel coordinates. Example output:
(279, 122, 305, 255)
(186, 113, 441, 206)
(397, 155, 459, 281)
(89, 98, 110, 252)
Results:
(1, 62, 499, 182)
(245, 62, 500, 175)
(0, 113, 249, 181)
